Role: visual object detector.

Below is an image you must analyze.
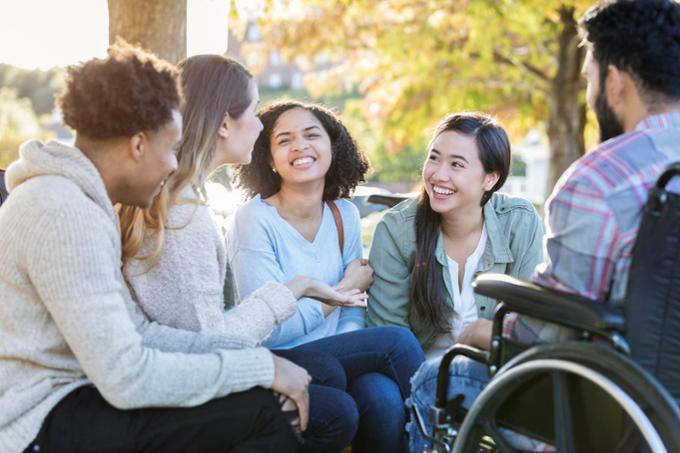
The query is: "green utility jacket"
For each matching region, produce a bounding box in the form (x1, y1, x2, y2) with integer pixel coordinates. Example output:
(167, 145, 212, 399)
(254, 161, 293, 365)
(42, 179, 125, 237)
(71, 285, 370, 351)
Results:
(367, 192, 544, 349)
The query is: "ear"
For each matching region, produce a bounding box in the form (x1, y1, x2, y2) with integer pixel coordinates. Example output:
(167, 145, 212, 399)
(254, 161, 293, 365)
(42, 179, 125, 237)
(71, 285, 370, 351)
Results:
(484, 172, 500, 192)
(605, 64, 626, 109)
(217, 115, 230, 139)
(127, 132, 146, 162)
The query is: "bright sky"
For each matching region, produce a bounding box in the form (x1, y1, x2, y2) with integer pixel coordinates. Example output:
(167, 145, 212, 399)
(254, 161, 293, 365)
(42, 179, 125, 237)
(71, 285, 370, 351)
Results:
(0, 0, 231, 70)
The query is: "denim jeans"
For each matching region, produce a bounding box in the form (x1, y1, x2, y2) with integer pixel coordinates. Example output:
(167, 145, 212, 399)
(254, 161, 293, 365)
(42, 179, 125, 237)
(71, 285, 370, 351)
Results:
(288, 326, 425, 453)
(406, 356, 489, 452)
(407, 356, 554, 453)
(274, 348, 358, 453)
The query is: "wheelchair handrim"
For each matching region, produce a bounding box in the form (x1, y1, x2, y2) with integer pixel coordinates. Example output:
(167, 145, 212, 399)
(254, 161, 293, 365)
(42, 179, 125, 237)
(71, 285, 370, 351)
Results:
(452, 358, 667, 453)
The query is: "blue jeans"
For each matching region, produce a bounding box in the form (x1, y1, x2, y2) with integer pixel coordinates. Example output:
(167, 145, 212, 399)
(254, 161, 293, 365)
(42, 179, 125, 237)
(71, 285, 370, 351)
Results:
(406, 356, 489, 453)
(287, 326, 425, 453)
(274, 348, 357, 453)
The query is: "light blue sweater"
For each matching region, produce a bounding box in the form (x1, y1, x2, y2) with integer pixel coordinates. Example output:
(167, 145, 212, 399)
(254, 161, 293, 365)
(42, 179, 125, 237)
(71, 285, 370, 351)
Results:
(227, 195, 365, 348)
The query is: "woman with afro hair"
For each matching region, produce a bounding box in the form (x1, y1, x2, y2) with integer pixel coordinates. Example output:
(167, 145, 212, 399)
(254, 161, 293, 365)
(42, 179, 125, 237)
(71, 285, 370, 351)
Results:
(230, 100, 425, 452)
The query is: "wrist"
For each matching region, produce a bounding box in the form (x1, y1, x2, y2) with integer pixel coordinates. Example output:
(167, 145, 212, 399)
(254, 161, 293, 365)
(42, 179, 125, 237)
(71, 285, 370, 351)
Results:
(284, 276, 310, 300)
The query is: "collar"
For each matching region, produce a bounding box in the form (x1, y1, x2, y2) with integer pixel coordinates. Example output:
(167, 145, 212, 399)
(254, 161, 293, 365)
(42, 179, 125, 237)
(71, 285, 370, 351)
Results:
(635, 111, 680, 131)
(434, 200, 514, 271)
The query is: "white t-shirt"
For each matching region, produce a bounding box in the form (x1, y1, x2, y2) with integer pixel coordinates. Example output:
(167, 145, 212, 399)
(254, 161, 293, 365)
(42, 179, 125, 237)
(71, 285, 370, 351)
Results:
(425, 224, 487, 360)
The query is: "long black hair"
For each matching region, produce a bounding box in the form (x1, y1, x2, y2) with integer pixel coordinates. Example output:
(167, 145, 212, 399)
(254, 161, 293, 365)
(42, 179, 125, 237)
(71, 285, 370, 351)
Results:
(410, 112, 511, 334)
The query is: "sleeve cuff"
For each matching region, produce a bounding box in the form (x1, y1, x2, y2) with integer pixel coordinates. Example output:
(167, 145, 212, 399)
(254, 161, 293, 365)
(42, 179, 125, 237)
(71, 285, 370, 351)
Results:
(252, 282, 298, 324)
(221, 347, 276, 389)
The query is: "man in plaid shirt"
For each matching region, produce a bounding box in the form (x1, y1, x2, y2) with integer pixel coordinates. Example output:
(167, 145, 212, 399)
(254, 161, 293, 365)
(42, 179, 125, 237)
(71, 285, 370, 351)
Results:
(508, 0, 680, 344)
(408, 1, 680, 450)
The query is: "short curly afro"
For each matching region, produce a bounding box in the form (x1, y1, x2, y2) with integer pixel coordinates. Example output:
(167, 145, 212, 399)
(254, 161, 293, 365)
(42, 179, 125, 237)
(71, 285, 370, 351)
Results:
(57, 40, 181, 139)
(580, 0, 680, 104)
(235, 100, 369, 200)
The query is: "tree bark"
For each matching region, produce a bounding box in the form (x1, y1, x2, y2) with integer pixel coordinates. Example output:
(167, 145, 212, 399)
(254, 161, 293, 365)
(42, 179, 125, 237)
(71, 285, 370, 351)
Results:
(108, 0, 187, 64)
(546, 5, 586, 192)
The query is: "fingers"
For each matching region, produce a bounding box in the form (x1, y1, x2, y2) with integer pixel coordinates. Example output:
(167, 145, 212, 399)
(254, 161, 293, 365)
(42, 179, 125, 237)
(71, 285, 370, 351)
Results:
(340, 290, 368, 307)
(297, 387, 310, 431)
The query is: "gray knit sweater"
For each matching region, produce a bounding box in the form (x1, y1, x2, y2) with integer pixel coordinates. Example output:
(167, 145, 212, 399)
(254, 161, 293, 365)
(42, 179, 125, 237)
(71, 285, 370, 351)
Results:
(124, 186, 298, 345)
(0, 140, 275, 452)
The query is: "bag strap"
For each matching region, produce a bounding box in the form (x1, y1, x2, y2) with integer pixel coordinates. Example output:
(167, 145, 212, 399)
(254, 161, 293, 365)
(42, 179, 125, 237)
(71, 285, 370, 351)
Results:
(327, 200, 344, 257)
(0, 169, 7, 207)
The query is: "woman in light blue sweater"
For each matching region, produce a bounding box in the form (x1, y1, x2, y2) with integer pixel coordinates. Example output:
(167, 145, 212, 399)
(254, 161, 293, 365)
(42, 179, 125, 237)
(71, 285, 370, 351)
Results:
(231, 101, 425, 452)
(227, 188, 365, 347)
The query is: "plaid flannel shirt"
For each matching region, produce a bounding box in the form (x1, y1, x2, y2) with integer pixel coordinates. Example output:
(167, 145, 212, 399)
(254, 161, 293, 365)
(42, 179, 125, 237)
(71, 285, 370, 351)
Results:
(506, 112, 680, 343)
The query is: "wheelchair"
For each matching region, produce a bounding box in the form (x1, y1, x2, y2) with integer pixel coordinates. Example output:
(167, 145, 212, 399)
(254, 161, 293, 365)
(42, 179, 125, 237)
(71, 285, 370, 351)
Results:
(414, 163, 680, 453)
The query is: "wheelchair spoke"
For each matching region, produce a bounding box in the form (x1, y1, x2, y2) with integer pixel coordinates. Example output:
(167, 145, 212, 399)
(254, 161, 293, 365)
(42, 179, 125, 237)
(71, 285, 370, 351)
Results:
(552, 371, 575, 453)
(613, 417, 648, 453)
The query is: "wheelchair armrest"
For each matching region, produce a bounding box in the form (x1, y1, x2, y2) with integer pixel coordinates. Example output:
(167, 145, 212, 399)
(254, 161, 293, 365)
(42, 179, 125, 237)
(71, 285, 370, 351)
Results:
(473, 273, 625, 334)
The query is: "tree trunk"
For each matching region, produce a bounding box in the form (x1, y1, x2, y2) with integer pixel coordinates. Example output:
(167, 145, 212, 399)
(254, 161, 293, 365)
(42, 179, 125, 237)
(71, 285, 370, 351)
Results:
(108, 0, 187, 64)
(546, 5, 586, 192)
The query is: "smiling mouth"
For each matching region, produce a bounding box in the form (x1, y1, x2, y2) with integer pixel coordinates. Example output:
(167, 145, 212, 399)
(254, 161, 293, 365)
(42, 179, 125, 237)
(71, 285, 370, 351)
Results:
(291, 157, 316, 167)
(432, 184, 455, 196)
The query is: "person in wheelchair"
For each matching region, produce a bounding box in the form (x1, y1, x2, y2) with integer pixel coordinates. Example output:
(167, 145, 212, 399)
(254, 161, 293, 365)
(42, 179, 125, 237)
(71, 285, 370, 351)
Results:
(408, 0, 680, 451)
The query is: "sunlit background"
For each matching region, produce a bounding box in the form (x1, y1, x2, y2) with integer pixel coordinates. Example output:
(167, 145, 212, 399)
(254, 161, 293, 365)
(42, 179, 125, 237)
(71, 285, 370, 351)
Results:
(0, 0, 600, 237)
(0, 0, 238, 69)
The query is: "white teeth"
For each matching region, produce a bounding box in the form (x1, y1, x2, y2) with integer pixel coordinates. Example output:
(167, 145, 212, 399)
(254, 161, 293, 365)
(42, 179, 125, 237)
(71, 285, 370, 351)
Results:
(433, 185, 454, 195)
(292, 157, 315, 167)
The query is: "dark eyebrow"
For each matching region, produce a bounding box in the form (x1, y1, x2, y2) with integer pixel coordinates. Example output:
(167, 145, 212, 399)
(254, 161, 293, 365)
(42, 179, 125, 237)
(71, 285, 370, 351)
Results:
(274, 125, 322, 140)
(430, 148, 469, 163)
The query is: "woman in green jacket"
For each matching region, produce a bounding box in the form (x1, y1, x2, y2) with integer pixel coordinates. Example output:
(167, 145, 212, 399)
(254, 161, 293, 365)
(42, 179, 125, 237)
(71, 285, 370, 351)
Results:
(366, 112, 544, 359)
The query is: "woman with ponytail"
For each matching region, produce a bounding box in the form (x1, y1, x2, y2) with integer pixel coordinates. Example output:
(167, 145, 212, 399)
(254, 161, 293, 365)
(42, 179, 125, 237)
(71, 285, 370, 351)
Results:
(367, 112, 544, 358)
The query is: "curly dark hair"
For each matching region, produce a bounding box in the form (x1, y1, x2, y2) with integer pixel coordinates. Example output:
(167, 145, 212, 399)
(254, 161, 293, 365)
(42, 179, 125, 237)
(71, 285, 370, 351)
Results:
(580, 0, 680, 104)
(57, 40, 181, 139)
(235, 100, 369, 200)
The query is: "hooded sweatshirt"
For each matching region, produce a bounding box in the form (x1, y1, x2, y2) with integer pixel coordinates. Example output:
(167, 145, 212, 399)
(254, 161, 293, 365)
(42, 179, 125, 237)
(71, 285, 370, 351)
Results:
(0, 140, 275, 452)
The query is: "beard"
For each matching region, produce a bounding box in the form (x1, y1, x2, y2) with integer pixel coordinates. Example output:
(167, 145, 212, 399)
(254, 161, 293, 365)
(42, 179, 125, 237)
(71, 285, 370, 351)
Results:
(594, 82, 625, 143)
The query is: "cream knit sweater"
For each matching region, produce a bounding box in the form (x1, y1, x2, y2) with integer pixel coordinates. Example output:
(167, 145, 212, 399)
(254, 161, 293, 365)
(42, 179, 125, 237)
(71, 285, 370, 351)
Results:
(124, 186, 298, 345)
(0, 140, 275, 452)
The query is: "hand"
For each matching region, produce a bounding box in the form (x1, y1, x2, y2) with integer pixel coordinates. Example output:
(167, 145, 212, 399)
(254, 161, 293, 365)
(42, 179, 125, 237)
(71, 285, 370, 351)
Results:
(284, 276, 368, 308)
(306, 278, 368, 308)
(271, 355, 312, 431)
(334, 258, 374, 293)
(457, 319, 493, 350)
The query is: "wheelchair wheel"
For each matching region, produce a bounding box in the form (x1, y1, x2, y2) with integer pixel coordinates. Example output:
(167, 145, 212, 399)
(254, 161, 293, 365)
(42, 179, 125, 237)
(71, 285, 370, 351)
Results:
(452, 342, 680, 453)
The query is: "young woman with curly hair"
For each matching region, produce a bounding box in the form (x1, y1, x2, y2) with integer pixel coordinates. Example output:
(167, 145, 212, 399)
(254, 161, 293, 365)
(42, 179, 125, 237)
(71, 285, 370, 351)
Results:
(230, 100, 425, 452)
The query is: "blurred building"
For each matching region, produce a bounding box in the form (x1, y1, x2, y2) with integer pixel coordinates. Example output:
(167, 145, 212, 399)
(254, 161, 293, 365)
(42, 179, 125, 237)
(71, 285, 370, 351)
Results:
(226, 21, 305, 91)
(504, 130, 550, 207)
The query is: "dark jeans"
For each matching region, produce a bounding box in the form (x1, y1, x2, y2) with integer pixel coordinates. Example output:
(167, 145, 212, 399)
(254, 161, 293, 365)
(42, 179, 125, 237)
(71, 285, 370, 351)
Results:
(274, 349, 358, 453)
(280, 326, 425, 453)
(24, 385, 298, 453)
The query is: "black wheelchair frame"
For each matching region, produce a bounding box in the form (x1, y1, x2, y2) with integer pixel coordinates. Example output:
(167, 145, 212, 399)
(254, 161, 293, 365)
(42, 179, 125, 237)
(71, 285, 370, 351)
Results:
(416, 163, 680, 453)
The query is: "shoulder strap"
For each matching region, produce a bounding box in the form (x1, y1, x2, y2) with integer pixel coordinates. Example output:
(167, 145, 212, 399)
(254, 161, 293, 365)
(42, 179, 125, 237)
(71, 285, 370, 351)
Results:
(327, 200, 344, 257)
